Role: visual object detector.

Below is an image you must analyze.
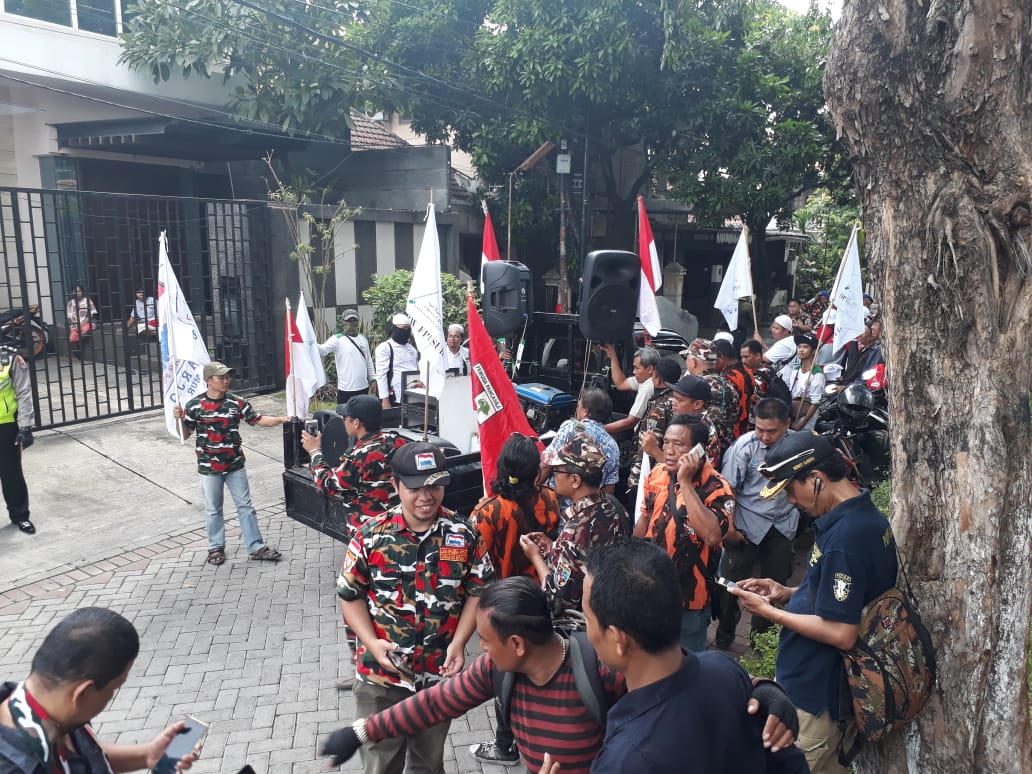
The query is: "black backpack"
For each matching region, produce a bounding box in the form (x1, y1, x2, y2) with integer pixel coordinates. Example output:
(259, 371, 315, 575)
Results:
(491, 630, 612, 727)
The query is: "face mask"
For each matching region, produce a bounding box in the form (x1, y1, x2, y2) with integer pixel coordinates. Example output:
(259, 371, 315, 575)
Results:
(391, 327, 411, 345)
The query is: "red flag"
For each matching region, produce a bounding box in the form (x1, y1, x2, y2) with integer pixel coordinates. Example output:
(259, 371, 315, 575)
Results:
(480, 202, 501, 291)
(467, 294, 541, 495)
(637, 196, 663, 336)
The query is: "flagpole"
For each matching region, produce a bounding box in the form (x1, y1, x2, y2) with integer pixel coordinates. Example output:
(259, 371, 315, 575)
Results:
(160, 233, 186, 444)
(422, 358, 431, 442)
(286, 297, 299, 419)
(745, 226, 760, 336)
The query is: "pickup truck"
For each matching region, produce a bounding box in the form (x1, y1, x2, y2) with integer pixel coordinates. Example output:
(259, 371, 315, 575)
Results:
(282, 310, 695, 543)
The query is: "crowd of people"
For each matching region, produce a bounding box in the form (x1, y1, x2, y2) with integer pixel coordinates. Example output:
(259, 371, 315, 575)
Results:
(0, 300, 895, 774)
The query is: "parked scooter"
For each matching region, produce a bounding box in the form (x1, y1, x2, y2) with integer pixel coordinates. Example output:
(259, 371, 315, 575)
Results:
(0, 304, 49, 359)
(815, 377, 891, 488)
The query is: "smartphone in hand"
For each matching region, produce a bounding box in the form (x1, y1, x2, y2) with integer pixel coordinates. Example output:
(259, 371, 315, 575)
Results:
(153, 717, 208, 774)
(689, 442, 706, 462)
(715, 576, 739, 592)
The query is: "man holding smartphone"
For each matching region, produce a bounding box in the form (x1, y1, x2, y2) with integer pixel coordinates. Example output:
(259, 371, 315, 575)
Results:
(0, 607, 200, 774)
(336, 442, 494, 774)
(634, 415, 736, 651)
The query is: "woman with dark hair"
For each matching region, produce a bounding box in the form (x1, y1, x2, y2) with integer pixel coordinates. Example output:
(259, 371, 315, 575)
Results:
(473, 434, 561, 582)
(470, 434, 561, 765)
(65, 283, 98, 360)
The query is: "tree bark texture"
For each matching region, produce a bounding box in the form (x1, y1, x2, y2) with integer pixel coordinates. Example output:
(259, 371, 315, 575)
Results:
(825, 1, 1032, 771)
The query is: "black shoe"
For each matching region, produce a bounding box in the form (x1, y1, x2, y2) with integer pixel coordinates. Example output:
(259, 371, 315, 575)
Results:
(470, 742, 520, 765)
(16, 520, 35, 534)
(714, 629, 735, 650)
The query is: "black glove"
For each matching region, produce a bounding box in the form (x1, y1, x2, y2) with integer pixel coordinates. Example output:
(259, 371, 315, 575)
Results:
(16, 430, 33, 450)
(320, 727, 362, 767)
(750, 679, 799, 739)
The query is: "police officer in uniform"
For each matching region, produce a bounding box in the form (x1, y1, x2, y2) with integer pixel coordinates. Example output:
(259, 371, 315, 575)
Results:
(0, 345, 35, 534)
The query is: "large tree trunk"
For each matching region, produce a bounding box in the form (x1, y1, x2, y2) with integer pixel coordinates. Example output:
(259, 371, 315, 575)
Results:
(825, 2, 1032, 772)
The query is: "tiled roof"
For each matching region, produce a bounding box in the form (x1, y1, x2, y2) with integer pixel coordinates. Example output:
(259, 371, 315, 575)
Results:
(349, 112, 408, 150)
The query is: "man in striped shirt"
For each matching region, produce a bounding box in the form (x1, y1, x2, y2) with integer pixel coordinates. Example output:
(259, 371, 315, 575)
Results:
(320, 577, 800, 773)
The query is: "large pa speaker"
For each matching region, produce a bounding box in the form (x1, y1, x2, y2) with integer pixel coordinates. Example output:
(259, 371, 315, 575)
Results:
(578, 250, 641, 341)
(483, 260, 532, 337)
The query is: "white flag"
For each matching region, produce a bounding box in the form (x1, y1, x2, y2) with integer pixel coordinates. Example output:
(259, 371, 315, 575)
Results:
(830, 226, 865, 355)
(713, 227, 754, 331)
(285, 293, 327, 418)
(632, 452, 652, 526)
(157, 231, 210, 439)
(407, 203, 448, 397)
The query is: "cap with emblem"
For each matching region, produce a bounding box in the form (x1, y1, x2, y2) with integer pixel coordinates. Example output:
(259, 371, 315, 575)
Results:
(758, 431, 836, 499)
(342, 309, 359, 321)
(680, 337, 717, 362)
(391, 313, 410, 327)
(203, 362, 233, 379)
(391, 442, 451, 489)
(549, 432, 605, 477)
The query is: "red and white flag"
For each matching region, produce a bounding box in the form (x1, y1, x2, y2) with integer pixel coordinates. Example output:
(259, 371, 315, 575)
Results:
(467, 294, 541, 495)
(285, 293, 326, 418)
(480, 201, 501, 291)
(637, 196, 663, 336)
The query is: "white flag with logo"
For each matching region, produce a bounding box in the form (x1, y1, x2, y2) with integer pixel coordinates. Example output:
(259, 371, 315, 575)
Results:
(157, 231, 210, 439)
(407, 203, 448, 397)
(713, 227, 753, 331)
(830, 226, 866, 355)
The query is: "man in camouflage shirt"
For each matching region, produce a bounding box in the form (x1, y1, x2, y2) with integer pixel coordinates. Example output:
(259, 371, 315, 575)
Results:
(521, 433, 631, 623)
(627, 358, 682, 491)
(682, 338, 741, 466)
(302, 395, 407, 533)
(174, 362, 289, 566)
(337, 442, 494, 774)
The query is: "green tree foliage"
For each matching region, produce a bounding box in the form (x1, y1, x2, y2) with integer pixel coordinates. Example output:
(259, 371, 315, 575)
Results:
(362, 271, 473, 351)
(791, 189, 861, 300)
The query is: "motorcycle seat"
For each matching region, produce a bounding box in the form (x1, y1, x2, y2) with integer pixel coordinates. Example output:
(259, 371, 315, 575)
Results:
(0, 309, 24, 324)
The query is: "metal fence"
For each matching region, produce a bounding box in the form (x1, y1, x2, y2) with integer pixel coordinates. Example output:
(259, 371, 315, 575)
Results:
(0, 188, 278, 429)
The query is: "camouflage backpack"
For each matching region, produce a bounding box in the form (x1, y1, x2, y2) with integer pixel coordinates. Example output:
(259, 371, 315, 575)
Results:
(840, 570, 936, 743)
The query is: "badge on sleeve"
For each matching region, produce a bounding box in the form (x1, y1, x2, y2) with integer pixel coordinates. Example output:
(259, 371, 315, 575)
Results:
(833, 572, 852, 602)
(342, 549, 359, 574)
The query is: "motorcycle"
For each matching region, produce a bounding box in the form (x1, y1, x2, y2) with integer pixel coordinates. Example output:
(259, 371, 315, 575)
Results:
(814, 377, 891, 488)
(0, 304, 49, 360)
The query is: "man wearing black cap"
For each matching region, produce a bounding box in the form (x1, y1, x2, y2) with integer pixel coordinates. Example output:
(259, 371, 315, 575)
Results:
(644, 374, 718, 466)
(628, 358, 682, 492)
(302, 395, 407, 533)
(336, 442, 494, 774)
(319, 309, 376, 405)
(731, 431, 897, 774)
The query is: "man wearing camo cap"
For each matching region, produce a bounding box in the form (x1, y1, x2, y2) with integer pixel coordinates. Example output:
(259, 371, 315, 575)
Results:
(520, 433, 631, 621)
(682, 338, 741, 465)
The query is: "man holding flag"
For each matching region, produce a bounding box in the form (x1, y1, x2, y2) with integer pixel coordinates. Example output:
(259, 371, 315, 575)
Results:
(174, 364, 289, 566)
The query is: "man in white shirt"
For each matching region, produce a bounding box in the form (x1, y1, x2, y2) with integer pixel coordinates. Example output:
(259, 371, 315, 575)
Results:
(599, 344, 658, 435)
(374, 313, 419, 408)
(762, 314, 798, 366)
(319, 309, 376, 405)
(443, 323, 470, 376)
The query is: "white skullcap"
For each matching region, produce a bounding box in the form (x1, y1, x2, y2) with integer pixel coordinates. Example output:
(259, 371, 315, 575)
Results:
(713, 331, 734, 344)
(391, 313, 410, 326)
(773, 314, 793, 331)
(447, 323, 465, 334)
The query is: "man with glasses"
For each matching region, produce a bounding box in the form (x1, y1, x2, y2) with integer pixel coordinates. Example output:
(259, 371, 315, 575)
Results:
(174, 362, 289, 566)
(521, 434, 630, 623)
(634, 415, 735, 651)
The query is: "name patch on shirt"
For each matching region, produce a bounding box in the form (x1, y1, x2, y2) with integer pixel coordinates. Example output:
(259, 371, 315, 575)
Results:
(440, 546, 468, 562)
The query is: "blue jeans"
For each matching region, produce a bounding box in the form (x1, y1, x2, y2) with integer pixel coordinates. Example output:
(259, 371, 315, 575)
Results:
(199, 469, 266, 553)
(680, 608, 710, 652)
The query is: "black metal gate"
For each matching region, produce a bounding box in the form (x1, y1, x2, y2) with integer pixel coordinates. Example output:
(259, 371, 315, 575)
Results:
(0, 188, 277, 429)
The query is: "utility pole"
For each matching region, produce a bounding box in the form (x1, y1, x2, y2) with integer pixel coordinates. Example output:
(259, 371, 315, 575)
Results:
(557, 140, 572, 312)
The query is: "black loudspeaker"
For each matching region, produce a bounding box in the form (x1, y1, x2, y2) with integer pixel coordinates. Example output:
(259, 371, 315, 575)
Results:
(578, 250, 641, 341)
(483, 260, 532, 337)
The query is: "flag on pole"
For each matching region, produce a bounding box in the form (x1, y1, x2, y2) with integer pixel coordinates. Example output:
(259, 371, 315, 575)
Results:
(632, 452, 651, 526)
(829, 225, 866, 355)
(713, 226, 754, 331)
(407, 203, 448, 397)
(467, 294, 541, 495)
(157, 231, 210, 439)
(637, 196, 663, 337)
(285, 294, 326, 418)
(481, 201, 501, 292)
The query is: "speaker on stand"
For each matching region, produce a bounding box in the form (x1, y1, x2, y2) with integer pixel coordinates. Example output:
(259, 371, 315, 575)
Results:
(577, 250, 641, 342)
(482, 260, 533, 337)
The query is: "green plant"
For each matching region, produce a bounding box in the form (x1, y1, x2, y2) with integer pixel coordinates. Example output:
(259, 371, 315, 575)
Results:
(740, 625, 781, 680)
(871, 480, 891, 514)
(362, 271, 475, 352)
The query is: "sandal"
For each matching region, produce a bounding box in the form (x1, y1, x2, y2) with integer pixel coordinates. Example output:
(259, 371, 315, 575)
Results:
(207, 547, 225, 566)
(249, 546, 282, 561)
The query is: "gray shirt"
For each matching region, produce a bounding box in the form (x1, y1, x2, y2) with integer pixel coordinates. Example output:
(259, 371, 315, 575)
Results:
(721, 430, 799, 542)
